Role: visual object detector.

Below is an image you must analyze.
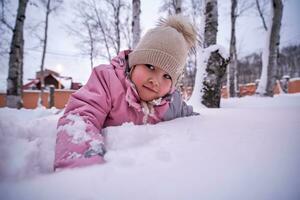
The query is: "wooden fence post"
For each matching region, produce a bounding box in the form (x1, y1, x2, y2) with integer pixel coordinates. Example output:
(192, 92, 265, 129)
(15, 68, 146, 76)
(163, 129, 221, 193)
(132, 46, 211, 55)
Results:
(49, 85, 55, 108)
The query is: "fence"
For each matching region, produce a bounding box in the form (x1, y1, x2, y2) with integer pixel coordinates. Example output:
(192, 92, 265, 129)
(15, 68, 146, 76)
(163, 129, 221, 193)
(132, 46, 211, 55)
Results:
(0, 89, 75, 109)
(1, 79, 300, 109)
(221, 78, 300, 98)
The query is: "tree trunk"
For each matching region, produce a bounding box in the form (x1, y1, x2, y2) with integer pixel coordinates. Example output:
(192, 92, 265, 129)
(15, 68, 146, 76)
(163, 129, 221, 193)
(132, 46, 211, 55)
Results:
(203, 0, 218, 48)
(228, 0, 238, 97)
(39, 0, 51, 106)
(49, 85, 55, 108)
(201, 0, 228, 108)
(256, 0, 283, 96)
(265, 0, 283, 96)
(114, 3, 121, 54)
(6, 0, 29, 108)
(202, 50, 228, 107)
(132, 0, 141, 48)
(174, 0, 182, 14)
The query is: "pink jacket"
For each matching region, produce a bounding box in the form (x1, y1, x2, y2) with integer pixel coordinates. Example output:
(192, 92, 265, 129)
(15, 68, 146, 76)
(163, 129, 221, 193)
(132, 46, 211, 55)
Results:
(54, 50, 197, 170)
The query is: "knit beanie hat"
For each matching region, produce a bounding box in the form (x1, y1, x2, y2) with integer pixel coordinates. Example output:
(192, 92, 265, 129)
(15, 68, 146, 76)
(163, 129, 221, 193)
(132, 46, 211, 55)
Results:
(128, 15, 197, 87)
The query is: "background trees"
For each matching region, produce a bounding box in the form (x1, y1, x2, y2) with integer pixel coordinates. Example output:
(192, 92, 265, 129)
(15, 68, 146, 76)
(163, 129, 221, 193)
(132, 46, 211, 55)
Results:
(2, 0, 298, 109)
(68, 0, 131, 64)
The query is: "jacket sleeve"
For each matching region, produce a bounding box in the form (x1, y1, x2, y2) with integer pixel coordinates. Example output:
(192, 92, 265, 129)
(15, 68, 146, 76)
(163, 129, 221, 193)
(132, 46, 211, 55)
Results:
(163, 90, 199, 121)
(54, 67, 112, 170)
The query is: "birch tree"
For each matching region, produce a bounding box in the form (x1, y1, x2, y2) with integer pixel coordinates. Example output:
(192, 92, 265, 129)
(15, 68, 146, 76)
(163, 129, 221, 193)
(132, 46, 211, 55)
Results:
(227, 0, 254, 97)
(228, 0, 238, 97)
(189, 0, 229, 108)
(132, 0, 140, 48)
(6, 0, 29, 108)
(256, 0, 283, 96)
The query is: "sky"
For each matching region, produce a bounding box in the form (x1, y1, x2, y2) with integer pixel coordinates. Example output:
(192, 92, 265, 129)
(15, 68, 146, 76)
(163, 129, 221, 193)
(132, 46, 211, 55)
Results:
(0, 0, 299, 91)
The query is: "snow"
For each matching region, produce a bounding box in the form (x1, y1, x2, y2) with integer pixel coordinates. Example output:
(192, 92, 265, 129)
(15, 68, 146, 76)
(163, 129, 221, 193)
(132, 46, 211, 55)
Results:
(188, 47, 207, 108)
(1, 94, 300, 200)
(58, 114, 91, 144)
(290, 77, 300, 81)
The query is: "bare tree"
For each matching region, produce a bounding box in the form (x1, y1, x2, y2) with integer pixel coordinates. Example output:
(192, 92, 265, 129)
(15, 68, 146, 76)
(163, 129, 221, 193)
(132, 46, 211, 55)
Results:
(106, 0, 122, 54)
(264, 0, 283, 96)
(227, 0, 255, 97)
(255, 0, 268, 31)
(69, 0, 130, 63)
(66, 1, 99, 67)
(38, 0, 63, 106)
(39, 0, 50, 106)
(174, 0, 182, 13)
(228, 0, 238, 97)
(202, 0, 217, 48)
(132, 0, 141, 48)
(160, 0, 182, 15)
(6, 0, 29, 108)
(256, 0, 283, 96)
(84, 20, 95, 70)
(121, 3, 132, 50)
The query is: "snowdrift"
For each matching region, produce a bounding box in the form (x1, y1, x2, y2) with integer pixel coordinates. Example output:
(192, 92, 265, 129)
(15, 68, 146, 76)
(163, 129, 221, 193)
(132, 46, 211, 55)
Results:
(0, 94, 300, 200)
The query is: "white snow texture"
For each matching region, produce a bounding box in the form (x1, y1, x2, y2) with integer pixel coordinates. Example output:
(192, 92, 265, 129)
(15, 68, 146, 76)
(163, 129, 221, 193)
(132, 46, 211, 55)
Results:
(0, 94, 300, 200)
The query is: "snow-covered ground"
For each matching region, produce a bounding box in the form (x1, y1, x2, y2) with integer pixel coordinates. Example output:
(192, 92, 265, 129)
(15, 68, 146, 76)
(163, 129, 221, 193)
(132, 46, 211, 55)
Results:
(0, 94, 300, 200)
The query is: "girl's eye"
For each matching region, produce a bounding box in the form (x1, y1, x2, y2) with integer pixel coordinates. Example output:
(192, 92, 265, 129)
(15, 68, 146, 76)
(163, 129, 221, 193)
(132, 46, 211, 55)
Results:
(146, 64, 155, 70)
(163, 74, 172, 80)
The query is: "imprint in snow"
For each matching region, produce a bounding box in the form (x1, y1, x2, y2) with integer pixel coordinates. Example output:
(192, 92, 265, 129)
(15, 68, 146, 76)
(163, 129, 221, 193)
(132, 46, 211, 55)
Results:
(58, 114, 91, 144)
(104, 123, 161, 150)
(155, 148, 172, 162)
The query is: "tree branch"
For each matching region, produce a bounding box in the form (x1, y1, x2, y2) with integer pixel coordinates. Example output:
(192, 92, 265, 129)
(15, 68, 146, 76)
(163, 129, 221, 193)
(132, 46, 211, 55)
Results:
(255, 0, 268, 31)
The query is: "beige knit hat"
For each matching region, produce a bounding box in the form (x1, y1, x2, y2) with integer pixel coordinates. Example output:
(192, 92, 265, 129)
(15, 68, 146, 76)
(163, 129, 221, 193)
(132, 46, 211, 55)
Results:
(128, 15, 197, 87)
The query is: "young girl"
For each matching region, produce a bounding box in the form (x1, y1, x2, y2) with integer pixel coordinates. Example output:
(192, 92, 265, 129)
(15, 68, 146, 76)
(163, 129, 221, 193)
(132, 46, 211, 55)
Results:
(54, 15, 198, 170)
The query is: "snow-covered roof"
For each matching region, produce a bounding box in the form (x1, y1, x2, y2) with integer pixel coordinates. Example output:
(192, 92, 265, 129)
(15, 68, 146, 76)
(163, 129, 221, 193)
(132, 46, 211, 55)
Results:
(52, 74, 72, 89)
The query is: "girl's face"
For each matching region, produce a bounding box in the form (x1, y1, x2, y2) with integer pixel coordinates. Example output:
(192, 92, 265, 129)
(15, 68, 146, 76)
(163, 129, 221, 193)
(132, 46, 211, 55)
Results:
(131, 64, 172, 102)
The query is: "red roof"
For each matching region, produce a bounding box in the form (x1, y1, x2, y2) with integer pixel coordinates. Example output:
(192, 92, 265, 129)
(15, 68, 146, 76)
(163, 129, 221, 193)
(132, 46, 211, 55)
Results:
(22, 79, 40, 89)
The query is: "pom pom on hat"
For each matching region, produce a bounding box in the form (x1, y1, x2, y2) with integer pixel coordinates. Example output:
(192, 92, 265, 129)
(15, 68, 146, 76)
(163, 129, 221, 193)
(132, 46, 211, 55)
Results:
(128, 14, 197, 87)
(157, 15, 197, 51)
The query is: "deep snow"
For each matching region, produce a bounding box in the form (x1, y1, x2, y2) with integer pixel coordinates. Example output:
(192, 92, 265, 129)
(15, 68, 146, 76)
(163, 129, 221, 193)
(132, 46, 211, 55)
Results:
(0, 94, 300, 200)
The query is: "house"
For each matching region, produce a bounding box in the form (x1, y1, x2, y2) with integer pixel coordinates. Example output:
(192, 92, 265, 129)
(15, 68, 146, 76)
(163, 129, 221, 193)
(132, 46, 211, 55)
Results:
(23, 69, 82, 90)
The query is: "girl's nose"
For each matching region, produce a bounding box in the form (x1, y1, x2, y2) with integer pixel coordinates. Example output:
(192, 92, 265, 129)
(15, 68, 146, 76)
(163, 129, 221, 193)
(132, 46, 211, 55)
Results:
(149, 78, 159, 87)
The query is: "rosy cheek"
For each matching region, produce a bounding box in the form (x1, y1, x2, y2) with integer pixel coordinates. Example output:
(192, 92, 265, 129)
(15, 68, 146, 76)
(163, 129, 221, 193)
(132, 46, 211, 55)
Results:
(161, 80, 172, 94)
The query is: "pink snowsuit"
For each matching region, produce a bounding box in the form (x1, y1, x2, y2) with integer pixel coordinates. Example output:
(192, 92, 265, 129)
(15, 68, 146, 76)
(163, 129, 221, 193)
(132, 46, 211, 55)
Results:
(54, 50, 197, 170)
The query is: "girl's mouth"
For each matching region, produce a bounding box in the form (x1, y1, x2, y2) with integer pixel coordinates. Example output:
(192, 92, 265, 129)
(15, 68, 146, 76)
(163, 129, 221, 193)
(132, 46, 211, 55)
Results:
(143, 85, 158, 93)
